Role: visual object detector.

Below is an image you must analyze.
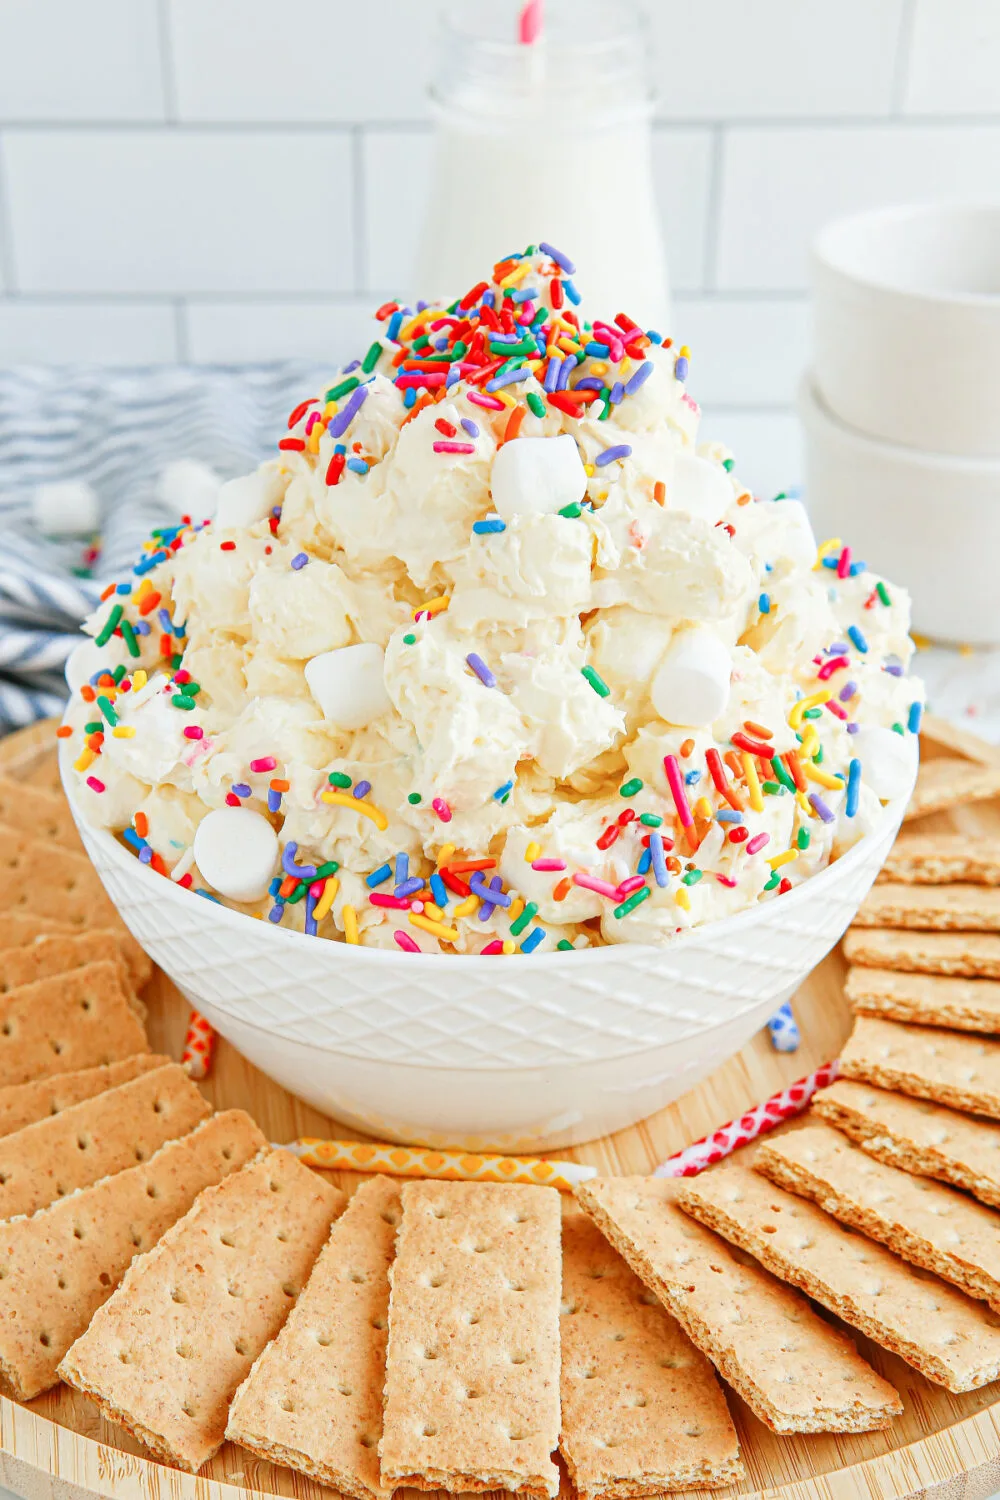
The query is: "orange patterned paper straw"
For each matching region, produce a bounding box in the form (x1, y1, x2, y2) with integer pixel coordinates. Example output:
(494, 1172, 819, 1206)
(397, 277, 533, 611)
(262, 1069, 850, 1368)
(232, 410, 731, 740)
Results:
(181, 1008, 216, 1081)
(284, 1138, 596, 1192)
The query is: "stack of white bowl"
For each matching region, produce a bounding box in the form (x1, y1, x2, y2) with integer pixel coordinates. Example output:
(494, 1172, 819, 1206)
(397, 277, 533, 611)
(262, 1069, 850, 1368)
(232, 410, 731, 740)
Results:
(801, 203, 1000, 645)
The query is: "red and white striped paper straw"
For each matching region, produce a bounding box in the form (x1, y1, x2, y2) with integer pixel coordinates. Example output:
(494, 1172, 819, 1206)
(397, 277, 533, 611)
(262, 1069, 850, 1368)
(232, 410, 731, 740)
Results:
(654, 1058, 840, 1178)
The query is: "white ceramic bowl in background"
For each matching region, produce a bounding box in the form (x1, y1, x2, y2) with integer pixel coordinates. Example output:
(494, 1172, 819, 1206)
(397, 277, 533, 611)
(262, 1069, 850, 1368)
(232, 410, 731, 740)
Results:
(813, 203, 1000, 458)
(800, 373, 1000, 647)
(62, 741, 912, 1152)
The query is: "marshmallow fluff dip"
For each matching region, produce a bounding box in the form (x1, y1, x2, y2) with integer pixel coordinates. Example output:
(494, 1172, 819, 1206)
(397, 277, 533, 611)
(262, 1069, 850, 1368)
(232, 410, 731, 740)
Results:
(62, 245, 923, 956)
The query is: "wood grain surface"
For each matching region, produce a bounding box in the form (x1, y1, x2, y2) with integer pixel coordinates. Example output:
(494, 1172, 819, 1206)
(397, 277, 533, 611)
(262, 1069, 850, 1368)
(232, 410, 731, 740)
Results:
(0, 714, 998, 1500)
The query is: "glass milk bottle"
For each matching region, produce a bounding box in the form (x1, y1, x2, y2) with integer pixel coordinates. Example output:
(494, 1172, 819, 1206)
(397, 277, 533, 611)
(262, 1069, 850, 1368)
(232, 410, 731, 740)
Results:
(415, 0, 670, 332)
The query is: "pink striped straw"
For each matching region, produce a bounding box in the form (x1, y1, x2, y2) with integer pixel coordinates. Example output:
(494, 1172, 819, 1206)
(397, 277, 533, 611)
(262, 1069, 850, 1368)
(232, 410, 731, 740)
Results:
(518, 0, 544, 44)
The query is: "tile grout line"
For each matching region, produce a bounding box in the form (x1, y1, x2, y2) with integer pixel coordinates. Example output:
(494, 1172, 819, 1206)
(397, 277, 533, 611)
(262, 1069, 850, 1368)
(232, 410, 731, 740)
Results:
(156, 0, 179, 123)
(351, 126, 367, 294)
(0, 291, 395, 306)
(1, 113, 1000, 133)
(0, 130, 18, 294)
(700, 401, 797, 416)
(0, 288, 809, 307)
(890, 0, 919, 116)
(700, 124, 725, 296)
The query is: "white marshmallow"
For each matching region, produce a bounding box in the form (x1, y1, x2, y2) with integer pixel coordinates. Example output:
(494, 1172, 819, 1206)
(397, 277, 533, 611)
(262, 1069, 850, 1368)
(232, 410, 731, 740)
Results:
(32, 480, 99, 537)
(65, 634, 130, 693)
(214, 469, 285, 530)
(490, 435, 586, 521)
(193, 806, 278, 904)
(157, 459, 222, 521)
(305, 643, 392, 730)
(651, 624, 732, 727)
(850, 725, 919, 802)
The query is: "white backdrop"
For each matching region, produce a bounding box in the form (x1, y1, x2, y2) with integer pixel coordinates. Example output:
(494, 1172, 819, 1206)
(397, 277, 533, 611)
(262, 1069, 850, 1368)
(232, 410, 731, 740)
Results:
(1, 0, 1000, 493)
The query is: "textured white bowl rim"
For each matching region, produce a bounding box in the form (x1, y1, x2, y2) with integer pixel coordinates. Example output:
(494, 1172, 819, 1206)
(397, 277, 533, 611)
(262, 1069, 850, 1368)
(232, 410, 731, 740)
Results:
(64, 744, 915, 972)
(813, 202, 1000, 309)
(800, 373, 1000, 476)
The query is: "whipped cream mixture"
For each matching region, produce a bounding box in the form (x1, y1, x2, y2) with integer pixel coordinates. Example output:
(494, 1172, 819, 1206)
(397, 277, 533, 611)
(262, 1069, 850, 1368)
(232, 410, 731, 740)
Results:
(63, 244, 923, 954)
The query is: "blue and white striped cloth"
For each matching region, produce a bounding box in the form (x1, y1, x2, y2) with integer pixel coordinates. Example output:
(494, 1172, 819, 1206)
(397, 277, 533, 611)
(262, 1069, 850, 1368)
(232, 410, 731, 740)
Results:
(0, 362, 327, 733)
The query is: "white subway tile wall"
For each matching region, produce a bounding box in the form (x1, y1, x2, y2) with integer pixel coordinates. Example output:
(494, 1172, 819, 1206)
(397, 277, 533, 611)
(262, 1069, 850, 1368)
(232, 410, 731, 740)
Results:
(1, 0, 999, 493)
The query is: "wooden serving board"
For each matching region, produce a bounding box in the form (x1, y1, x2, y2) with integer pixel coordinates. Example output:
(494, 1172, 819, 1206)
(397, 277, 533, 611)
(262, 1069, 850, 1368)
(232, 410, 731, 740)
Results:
(2, 716, 1000, 1500)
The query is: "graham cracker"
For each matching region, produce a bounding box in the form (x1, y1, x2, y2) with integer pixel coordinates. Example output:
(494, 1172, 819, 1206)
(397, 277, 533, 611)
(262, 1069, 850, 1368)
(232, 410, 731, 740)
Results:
(0, 960, 149, 1087)
(0, 932, 140, 1015)
(845, 965, 1000, 1033)
(0, 1054, 169, 1137)
(558, 1208, 742, 1498)
(0, 1062, 210, 1220)
(757, 1122, 1000, 1312)
(0, 1108, 264, 1400)
(0, 825, 124, 930)
(576, 1176, 900, 1435)
(22, 755, 64, 794)
(227, 1175, 400, 1500)
(381, 1180, 563, 1497)
(679, 1162, 1000, 1392)
(904, 757, 1000, 822)
(843, 927, 1000, 979)
(881, 835, 1000, 886)
(853, 883, 1000, 932)
(814, 1079, 1000, 1211)
(0, 911, 151, 991)
(59, 1148, 344, 1474)
(840, 1015, 1000, 1118)
(0, 774, 80, 850)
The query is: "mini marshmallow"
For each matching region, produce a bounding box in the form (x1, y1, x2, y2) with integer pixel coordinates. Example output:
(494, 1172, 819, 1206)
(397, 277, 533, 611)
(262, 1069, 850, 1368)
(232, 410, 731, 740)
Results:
(157, 459, 222, 521)
(65, 634, 131, 693)
(850, 725, 919, 802)
(32, 480, 99, 537)
(214, 469, 285, 530)
(305, 643, 392, 731)
(651, 624, 732, 727)
(193, 806, 278, 904)
(490, 435, 586, 521)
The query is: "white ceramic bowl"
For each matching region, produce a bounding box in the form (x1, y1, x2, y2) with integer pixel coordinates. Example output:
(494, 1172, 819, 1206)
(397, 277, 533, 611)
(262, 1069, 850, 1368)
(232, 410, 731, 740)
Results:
(62, 742, 911, 1152)
(812, 203, 1000, 459)
(800, 373, 1000, 647)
